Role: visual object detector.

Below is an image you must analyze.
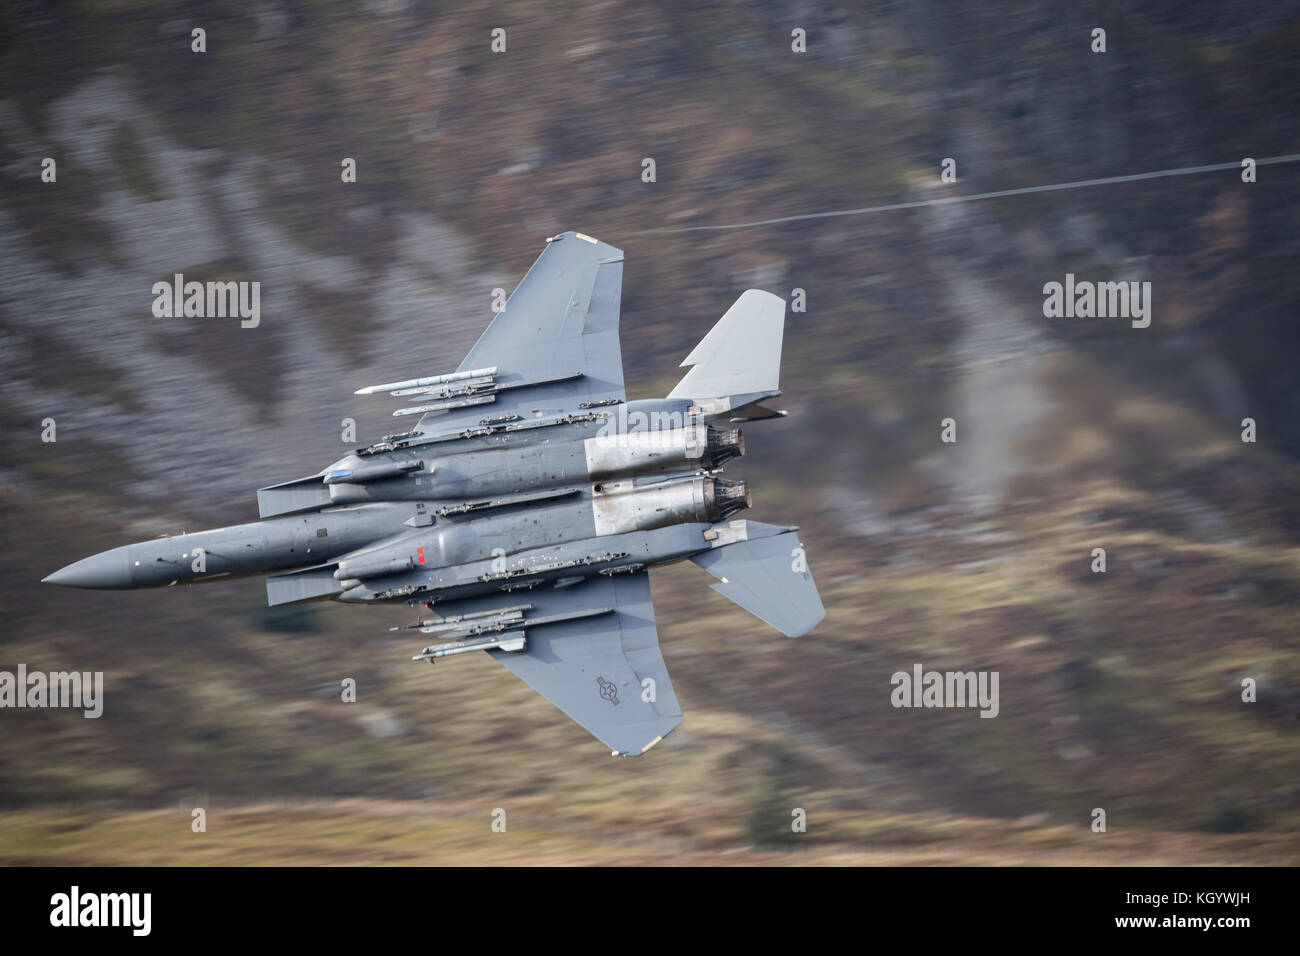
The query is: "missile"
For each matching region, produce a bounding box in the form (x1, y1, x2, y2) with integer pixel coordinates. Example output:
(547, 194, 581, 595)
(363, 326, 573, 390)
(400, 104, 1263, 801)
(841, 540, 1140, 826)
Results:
(388, 604, 534, 632)
(394, 605, 612, 646)
(392, 394, 496, 417)
(354, 367, 497, 396)
(413, 632, 527, 661)
(388, 375, 495, 397)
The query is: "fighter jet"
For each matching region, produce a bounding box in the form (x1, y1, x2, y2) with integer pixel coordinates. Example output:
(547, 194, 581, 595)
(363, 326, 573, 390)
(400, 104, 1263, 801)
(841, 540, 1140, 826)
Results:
(43, 231, 825, 756)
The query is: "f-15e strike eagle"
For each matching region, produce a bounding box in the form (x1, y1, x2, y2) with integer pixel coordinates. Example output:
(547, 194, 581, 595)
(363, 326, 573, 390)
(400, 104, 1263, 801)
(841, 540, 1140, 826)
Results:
(44, 231, 825, 756)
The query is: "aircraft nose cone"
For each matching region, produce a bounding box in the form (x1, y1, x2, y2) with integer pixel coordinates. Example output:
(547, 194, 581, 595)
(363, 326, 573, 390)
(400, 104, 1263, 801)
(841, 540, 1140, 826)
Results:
(42, 549, 132, 589)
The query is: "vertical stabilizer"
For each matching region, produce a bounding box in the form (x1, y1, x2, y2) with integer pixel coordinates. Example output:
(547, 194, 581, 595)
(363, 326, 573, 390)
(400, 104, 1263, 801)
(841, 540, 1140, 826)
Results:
(667, 290, 786, 401)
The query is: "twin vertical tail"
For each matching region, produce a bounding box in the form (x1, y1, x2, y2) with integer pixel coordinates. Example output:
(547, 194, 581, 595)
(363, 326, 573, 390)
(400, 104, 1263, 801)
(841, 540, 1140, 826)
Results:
(667, 289, 787, 414)
(671, 291, 823, 639)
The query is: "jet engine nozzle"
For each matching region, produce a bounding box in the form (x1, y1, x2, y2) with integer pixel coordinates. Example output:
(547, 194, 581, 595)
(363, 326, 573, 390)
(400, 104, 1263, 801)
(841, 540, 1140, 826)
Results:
(705, 426, 745, 467)
(705, 477, 750, 521)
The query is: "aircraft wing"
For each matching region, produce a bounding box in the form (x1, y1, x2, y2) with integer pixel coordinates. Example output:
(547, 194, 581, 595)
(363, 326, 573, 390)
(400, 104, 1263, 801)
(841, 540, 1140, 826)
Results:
(415, 231, 626, 435)
(425, 571, 684, 756)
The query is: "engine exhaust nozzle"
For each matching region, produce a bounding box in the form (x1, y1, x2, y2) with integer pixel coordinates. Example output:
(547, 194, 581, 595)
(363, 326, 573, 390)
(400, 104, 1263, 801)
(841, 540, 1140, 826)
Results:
(705, 476, 750, 520)
(705, 426, 744, 468)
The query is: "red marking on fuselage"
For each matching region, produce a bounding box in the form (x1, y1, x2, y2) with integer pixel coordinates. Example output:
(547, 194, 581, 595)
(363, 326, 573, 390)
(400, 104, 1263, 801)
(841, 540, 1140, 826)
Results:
(417, 547, 425, 565)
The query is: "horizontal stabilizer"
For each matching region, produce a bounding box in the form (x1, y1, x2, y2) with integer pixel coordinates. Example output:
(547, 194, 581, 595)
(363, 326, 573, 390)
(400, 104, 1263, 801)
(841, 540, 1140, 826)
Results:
(690, 529, 824, 638)
(667, 289, 785, 401)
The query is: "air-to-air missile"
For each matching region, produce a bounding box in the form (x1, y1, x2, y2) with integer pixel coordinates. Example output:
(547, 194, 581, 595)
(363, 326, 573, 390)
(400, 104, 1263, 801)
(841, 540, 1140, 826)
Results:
(44, 231, 824, 756)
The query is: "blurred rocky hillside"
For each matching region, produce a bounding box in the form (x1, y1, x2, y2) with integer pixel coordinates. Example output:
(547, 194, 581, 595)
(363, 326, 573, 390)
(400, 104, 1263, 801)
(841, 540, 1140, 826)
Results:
(1, 1, 1297, 861)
